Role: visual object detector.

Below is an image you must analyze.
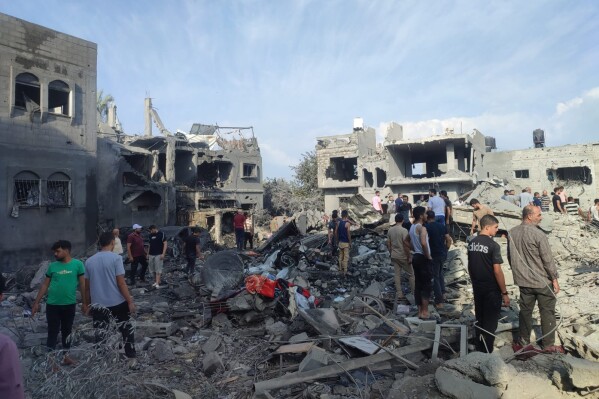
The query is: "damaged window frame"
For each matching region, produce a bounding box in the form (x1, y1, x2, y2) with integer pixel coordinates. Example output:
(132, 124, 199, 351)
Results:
(48, 80, 72, 117)
(14, 72, 41, 110)
(555, 166, 592, 185)
(46, 172, 72, 208)
(325, 157, 358, 182)
(13, 171, 41, 208)
(242, 163, 258, 179)
(514, 169, 529, 179)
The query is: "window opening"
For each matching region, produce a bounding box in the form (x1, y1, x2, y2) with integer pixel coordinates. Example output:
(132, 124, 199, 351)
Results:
(48, 80, 70, 116)
(47, 173, 71, 207)
(15, 73, 40, 110)
(376, 168, 387, 188)
(325, 157, 358, 181)
(242, 163, 257, 178)
(14, 171, 41, 208)
(556, 166, 592, 185)
(514, 169, 529, 179)
(363, 169, 374, 188)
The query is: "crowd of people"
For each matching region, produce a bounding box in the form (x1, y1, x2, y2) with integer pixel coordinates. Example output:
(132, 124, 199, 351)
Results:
(325, 187, 567, 355)
(501, 186, 599, 226)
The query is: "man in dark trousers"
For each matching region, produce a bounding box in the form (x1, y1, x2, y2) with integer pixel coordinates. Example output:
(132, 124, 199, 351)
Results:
(183, 227, 203, 276)
(32, 240, 86, 365)
(409, 206, 433, 319)
(233, 209, 246, 250)
(508, 205, 563, 354)
(467, 215, 510, 353)
(425, 211, 452, 309)
(127, 224, 148, 285)
(85, 232, 137, 358)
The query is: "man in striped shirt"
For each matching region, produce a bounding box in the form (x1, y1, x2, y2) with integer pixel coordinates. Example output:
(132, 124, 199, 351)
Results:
(564, 197, 583, 217)
(540, 190, 551, 212)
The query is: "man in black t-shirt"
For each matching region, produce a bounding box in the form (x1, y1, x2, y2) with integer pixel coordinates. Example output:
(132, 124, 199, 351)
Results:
(148, 225, 167, 288)
(467, 214, 510, 353)
(183, 227, 203, 276)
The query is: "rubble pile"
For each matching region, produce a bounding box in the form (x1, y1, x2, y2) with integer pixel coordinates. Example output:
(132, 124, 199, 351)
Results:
(1, 208, 599, 398)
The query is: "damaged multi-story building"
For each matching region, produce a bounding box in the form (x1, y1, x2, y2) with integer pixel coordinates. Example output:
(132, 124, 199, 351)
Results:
(0, 13, 98, 270)
(317, 119, 599, 214)
(0, 12, 263, 270)
(97, 98, 263, 244)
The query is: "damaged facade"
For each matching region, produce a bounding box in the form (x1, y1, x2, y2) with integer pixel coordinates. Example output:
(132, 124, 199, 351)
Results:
(318, 119, 599, 213)
(317, 119, 489, 213)
(97, 98, 263, 244)
(0, 14, 98, 270)
(0, 12, 263, 270)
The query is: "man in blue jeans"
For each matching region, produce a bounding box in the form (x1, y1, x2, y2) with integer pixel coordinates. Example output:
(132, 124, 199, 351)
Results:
(425, 211, 452, 309)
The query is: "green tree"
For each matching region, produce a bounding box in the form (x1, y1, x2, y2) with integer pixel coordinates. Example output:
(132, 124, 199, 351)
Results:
(290, 151, 323, 211)
(96, 90, 114, 122)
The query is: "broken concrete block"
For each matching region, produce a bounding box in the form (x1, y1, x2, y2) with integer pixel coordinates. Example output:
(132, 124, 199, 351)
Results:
(299, 308, 341, 336)
(299, 347, 330, 372)
(442, 352, 489, 384)
(29, 261, 50, 289)
(435, 367, 500, 399)
(501, 372, 562, 399)
(201, 334, 222, 354)
(560, 355, 599, 389)
(151, 339, 175, 362)
(266, 321, 289, 337)
(211, 313, 232, 330)
(136, 322, 173, 338)
(404, 317, 437, 333)
(226, 293, 253, 311)
(289, 332, 309, 343)
(479, 354, 516, 388)
(202, 351, 224, 377)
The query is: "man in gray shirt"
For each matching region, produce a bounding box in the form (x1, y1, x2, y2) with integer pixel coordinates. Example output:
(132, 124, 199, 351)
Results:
(518, 187, 534, 209)
(508, 205, 562, 355)
(84, 232, 137, 358)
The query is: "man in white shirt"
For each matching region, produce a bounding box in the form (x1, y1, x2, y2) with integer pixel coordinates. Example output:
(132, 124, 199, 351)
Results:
(588, 199, 599, 227)
(112, 228, 123, 254)
(427, 188, 446, 225)
(518, 188, 534, 209)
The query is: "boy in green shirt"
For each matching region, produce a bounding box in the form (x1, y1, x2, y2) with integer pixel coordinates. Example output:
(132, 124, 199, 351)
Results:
(32, 240, 86, 365)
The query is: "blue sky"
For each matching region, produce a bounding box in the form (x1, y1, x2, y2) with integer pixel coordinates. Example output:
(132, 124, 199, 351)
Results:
(3, 1, 599, 178)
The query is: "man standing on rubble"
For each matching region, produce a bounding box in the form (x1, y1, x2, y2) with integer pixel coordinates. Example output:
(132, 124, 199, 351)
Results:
(469, 199, 494, 236)
(127, 224, 148, 285)
(397, 195, 413, 224)
(335, 210, 352, 276)
(468, 214, 509, 353)
(519, 188, 534, 209)
(552, 187, 566, 214)
(372, 191, 383, 214)
(540, 190, 551, 212)
(183, 227, 203, 276)
(588, 199, 599, 228)
(425, 211, 452, 308)
(409, 206, 434, 319)
(328, 210, 339, 256)
(31, 240, 86, 365)
(427, 189, 446, 225)
(387, 214, 414, 303)
(148, 225, 167, 289)
(244, 212, 255, 249)
(84, 232, 136, 359)
(112, 228, 123, 254)
(508, 205, 563, 354)
(233, 209, 246, 251)
(440, 190, 453, 225)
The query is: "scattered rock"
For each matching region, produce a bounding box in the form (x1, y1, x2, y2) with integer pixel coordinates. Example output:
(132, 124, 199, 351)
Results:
(435, 367, 500, 399)
(203, 351, 224, 376)
(299, 347, 330, 372)
(559, 355, 599, 389)
(151, 340, 175, 362)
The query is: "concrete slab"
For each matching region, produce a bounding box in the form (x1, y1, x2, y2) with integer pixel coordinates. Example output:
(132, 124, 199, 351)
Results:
(299, 308, 341, 336)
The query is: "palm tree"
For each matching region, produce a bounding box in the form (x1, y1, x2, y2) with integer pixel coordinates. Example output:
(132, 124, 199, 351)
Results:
(97, 90, 114, 122)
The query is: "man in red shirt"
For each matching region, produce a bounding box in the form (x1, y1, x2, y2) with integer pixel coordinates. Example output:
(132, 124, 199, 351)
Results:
(127, 224, 148, 285)
(233, 209, 246, 251)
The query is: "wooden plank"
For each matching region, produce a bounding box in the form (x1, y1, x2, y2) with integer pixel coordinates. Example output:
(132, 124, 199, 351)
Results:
(274, 342, 315, 354)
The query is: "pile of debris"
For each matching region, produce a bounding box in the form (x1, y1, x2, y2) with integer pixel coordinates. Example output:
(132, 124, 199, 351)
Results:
(1, 196, 599, 398)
